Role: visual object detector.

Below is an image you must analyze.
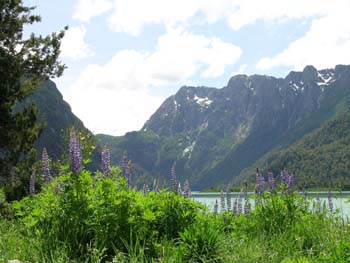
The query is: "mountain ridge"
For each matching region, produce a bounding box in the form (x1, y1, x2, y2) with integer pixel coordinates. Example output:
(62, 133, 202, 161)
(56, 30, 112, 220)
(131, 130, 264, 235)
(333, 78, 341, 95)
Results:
(97, 64, 350, 189)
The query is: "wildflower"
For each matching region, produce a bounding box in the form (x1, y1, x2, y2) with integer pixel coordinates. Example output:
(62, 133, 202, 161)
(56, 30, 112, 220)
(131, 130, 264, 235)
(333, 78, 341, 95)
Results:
(255, 168, 264, 196)
(243, 181, 248, 199)
(226, 184, 232, 211)
(69, 130, 82, 174)
(121, 151, 129, 178)
(153, 179, 159, 193)
(315, 194, 321, 212)
(101, 145, 111, 175)
(183, 179, 191, 198)
(171, 162, 177, 192)
(213, 199, 218, 216)
(29, 171, 35, 196)
(267, 171, 275, 192)
(178, 182, 182, 194)
(238, 195, 242, 215)
(126, 161, 132, 187)
(244, 199, 250, 215)
(328, 191, 333, 213)
(143, 183, 149, 195)
(233, 197, 238, 216)
(220, 190, 226, 212)
(287, 172, 295, 190)
(41, 148, 51, 182)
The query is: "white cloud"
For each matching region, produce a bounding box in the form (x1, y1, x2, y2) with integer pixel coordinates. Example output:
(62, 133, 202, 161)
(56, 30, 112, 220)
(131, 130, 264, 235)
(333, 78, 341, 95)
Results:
(145, 28, 242, 83)
(60, 26, 93, 60)
(67, 28, 242, 135)
(73, 0, 113, 22)
(257, 1, 350, 70)
(104, 0, 338, 36)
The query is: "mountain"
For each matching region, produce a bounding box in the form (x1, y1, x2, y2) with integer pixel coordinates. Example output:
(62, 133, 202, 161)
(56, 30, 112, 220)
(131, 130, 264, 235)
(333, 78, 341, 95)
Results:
(238, 110, 350, 190)
(97, 65, 350, 189)
(23, 80, 99, 168)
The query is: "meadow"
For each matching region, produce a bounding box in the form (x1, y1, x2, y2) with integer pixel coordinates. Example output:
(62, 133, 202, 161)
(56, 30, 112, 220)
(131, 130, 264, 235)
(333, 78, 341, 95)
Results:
(1, 131, 350, 263)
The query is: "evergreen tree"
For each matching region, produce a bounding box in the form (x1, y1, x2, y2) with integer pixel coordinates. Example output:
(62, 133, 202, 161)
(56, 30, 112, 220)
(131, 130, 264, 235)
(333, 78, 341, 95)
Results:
(0, 0, 66, 200)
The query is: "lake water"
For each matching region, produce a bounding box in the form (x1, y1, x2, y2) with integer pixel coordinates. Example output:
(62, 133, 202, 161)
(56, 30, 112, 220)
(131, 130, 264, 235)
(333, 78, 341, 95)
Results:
(192, 191, 350, 217)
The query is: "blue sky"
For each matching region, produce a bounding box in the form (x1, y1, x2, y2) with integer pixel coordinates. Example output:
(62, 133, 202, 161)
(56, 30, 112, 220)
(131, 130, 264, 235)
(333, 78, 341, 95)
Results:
(24, 0, 350, 136)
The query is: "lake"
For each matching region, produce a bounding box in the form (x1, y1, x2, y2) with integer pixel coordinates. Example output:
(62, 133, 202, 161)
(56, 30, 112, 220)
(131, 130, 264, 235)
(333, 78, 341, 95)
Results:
(192, 191, 350, 217)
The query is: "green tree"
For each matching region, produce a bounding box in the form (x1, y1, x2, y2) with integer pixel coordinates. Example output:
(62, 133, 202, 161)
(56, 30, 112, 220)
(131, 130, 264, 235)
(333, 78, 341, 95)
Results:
(0, 0, 66, 200)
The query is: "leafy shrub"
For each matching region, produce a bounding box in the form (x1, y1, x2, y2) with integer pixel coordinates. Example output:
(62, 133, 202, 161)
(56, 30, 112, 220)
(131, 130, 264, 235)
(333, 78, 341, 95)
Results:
(178, 215, 226, 263)
(12, 170, 202, 261)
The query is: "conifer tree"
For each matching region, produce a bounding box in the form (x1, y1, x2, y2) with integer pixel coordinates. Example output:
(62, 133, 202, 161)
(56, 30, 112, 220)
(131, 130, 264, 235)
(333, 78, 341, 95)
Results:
(0, 0, 66, 199)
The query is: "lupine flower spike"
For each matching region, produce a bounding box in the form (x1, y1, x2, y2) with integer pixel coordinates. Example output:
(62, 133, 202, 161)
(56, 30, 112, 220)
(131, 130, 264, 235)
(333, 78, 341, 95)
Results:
(41, 148, 51, 183)
(69, 130, 82, 174)
(143, 183, 149, 196)
(267, 170, 275, 193)
(244, 199, 250, 215)
(101, 145, 111, 175)
(255, 168, 264, 196)
(183, 179, 191, 198)
(171, 162, 177, 192)
(126, 160, 132, 187)
(243, 182, 250, 215)
(213, 199, 218, 216)
(226, 184, 232, 211)
(121, 151, 129, 176)
(29, 171, 36, 196)
(220, 190, 226, 212)
(177, 182, 182, 194)
(233, 197, 238, 216)
(328, 191, 333, 213)
(238, 194, 242, 215)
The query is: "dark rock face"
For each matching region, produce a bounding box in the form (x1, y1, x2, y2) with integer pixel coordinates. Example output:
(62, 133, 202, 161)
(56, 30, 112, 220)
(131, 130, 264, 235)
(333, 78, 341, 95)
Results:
(96, 65, 350, 189)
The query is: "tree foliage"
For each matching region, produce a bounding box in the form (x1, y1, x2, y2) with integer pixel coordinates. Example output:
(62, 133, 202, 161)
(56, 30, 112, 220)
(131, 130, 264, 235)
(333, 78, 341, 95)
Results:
(0, 0, 66, 199)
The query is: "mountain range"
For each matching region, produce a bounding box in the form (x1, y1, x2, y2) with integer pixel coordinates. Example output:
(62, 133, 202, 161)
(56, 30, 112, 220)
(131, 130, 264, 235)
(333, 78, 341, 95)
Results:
(29, 65, 350, 190)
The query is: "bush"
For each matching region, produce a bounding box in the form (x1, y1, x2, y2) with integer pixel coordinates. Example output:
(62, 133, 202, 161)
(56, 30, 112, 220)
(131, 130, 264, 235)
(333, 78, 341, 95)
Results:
(12, 170, 202, 261)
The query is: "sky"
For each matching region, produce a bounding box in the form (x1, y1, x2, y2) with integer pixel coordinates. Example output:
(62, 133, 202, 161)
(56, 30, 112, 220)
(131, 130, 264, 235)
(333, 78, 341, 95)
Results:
(24, 0, 350, 136)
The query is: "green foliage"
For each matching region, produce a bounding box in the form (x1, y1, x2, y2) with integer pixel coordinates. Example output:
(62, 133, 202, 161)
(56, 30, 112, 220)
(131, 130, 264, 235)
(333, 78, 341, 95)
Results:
(178, 215, 226, 263)
(0, 0, 66, 200)
(11, 170, 201, 261)
(241, 110, 350, 189)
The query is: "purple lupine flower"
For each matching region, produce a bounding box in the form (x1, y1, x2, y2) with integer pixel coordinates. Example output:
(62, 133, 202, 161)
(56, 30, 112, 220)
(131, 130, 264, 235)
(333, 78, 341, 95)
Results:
(281, 170, 288, 185)
(267, 171, 275, 192)
(237, 195, 242, 215)
(143, 183, 149, 195)
(171, 162, 177, 192)
(287, 172, 295, 190)
(244, 199, 250, 215)
(226, 184, 232, 211)
(220, 190, 226, 212)
(69, 130, 82, 174)
(125, 160, 132, 187)
(121, 151, 129, 178)
(243, 182, 248, 200)
(315, 194, 321, 211)
(41, 148, 51, 183)
(328, 191, 333, 213)
(152, 179, 158, 193)
(255, 168, 264, 195)
(213, 199, 218, 216)
(233, 197, 238, 216)
(101, 145, 111, 175)
(177, 182, 182, 194)
(29, 172, 35, 196)
(183, 179, 190, 198)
